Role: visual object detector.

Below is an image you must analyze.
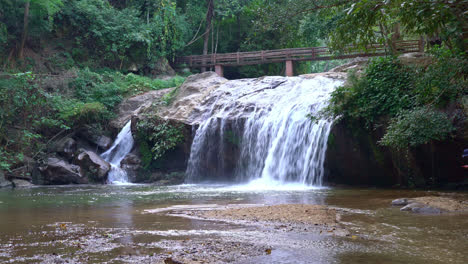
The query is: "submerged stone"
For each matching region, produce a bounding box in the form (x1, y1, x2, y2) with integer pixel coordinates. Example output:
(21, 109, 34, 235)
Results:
(392, 198, 409, 206)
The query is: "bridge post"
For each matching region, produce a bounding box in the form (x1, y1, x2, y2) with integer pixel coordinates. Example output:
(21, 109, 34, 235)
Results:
(215, 65, 224, 77)
(285, 60, 293, 77)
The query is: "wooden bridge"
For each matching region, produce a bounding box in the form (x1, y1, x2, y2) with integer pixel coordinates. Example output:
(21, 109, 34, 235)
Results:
(174, 39, 424, 77)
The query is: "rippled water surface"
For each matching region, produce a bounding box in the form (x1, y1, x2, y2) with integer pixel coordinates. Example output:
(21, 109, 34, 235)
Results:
(0, 184, 467, 263)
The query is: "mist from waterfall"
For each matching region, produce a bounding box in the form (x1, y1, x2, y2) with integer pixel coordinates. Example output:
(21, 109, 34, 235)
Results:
(186, 76, 343, 186)
(101, 120, 134, 184)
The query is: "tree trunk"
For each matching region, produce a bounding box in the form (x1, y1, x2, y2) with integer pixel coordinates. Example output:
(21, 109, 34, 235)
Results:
(19, 1, 30, 59)
(202, 0, 214, 72)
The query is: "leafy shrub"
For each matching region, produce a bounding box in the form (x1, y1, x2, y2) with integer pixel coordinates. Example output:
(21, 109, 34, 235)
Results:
(136, 115, 185, 168)
(380, 107, 454, 150)
(69, 68, 126, 110)
(326, 57, 414, 128)
(0, 72, 50, 170)
(57, 101, 109, 126)
(123, 73, 184, 95)
(58, 0, 184, 67)
(414, 49, 467, 107)
(324, 50, 466, 149)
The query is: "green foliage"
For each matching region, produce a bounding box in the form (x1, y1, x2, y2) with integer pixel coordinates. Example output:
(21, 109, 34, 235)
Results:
(68, 68, 185, 112)
(136, 116, 185, 167)
(58, 0, 184, 67)
(380, 107, 454, 150)
(56, 100, 109, 126)
(0, 0, 64, 53)
(124, 74, 184, 96)
(327, 57, 414, 128)
(69, 68, 126, 110)
(414, 47, 468, 107)
(161, 86, 180, 106)
(325, 49, 467, 149)
(0, 68, 184, 170)
(0, 72, 50, 170)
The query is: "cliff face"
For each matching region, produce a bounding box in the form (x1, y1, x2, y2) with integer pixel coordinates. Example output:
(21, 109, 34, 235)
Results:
(324, 118, 467, 188)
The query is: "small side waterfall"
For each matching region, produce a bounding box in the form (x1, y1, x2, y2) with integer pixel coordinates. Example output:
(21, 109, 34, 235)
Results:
(101, 121, 134, 184)
(186, 76, 343, 186)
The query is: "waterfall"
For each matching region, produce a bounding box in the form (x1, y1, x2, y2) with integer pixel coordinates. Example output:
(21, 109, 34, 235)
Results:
(101, 121, 134, 184)
(186, 76, 343, 186)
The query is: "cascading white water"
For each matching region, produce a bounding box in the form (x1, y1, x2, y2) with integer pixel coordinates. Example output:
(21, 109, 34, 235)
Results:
(186, 76, 343, 186)
(101, 120, 134, 184)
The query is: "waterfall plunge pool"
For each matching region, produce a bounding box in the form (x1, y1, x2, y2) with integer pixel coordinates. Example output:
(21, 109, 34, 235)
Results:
(0, 184, 466, 264)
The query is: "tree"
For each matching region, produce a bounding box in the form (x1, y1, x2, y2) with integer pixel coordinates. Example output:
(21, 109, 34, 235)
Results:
(202, 0, 214, 72)
(253, 0, 468, 53)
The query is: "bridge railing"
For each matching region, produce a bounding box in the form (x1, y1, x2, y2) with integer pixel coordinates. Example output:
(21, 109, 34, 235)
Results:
(175, 40, 423, 68)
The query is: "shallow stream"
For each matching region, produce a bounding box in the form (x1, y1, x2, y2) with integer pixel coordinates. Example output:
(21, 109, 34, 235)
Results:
(0, 185, 466, 263)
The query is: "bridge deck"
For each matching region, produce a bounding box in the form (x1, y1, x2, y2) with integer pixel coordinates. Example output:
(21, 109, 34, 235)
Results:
(175, 40, 423, 68)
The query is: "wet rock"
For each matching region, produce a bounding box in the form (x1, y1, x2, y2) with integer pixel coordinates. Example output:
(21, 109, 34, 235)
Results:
(53, 137, 77, 160)
(0, 171, 12, 188)
(400, 202, 442, 214)
(39, 157, 87, 184)
(76, 150, 110, 183)
(11, 179, 33, 188)
(94, 135, 112, 150)
(394, 196, 467, 214)
(392, 198, 409, 206)
(411, 206, 442, 215)
(120, 154, 141, 183)
(400, 203, 423, 211)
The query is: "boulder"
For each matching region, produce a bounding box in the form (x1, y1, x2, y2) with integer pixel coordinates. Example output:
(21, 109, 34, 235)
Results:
(76, 127, 112, 150)
(158, 72, 227, 124)
(120, 154, 141, 183)
(39, 157, 87, 184)
(111, 89, 172, 129)
(94, 135, 112, 150)
(11, 179, 33, 188)
(53, 137, 77, 160)
(0, 171, 12, 188)
(76, 150, 111, 183)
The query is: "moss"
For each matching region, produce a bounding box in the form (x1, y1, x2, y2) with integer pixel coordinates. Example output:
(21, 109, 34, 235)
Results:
(327, 132, 336, 149)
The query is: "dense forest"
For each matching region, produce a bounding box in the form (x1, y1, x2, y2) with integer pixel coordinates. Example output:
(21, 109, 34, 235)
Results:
(0, 0, 467, 187)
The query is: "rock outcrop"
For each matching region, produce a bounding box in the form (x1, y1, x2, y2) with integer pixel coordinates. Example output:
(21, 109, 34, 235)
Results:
(111, 89, 172, 129)
(39, 157, 87, 184)
(76, 150, 111, 183)
(157, 72, 227, 124)
(53, 137, 77, 160)
(76, 127, 112, 150)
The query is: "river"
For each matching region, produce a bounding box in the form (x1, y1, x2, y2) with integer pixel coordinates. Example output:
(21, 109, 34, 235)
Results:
(0, 185, 466, 263)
